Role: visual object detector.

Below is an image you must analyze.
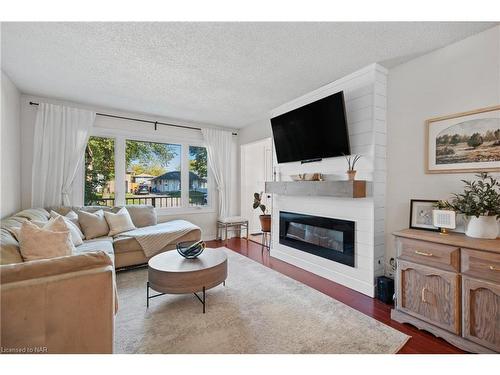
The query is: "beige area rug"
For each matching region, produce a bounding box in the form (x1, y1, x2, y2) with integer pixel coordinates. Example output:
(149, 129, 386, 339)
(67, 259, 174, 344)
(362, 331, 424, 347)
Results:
(114, 248, 410, 353)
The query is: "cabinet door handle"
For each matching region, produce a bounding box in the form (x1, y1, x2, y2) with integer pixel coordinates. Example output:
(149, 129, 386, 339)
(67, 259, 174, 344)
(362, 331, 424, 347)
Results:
(489, 265, 500, 271)
(421, 287, 428, 303)
(415, 250, 433, 257)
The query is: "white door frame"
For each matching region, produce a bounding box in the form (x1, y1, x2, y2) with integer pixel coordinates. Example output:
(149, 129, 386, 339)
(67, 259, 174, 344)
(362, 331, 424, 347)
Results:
(240, 137, 273, 235)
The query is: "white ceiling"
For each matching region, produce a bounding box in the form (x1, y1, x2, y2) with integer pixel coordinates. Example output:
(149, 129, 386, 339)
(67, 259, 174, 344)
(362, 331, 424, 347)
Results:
(1, 22, 497, 128)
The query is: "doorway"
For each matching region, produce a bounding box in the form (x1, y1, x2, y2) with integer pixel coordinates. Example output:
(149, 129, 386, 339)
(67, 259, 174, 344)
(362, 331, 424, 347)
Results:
(240, 138, 273, 243)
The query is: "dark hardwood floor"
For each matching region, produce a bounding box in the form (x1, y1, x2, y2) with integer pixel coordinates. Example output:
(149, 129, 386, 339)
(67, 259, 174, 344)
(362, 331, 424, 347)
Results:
(205, 237, 466, 354)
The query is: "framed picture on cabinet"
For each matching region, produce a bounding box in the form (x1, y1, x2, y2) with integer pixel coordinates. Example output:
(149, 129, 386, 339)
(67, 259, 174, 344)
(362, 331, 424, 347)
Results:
(409, 199, 440, 231)
(425, 105, 500, 173)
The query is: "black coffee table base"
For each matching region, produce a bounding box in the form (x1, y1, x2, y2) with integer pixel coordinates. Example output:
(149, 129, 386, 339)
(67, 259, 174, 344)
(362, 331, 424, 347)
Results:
(147, 282, 222, 313)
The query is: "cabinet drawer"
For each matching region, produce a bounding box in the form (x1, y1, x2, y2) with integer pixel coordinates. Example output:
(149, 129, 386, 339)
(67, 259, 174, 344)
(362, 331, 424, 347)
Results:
(462, 276, 500, 352)
(397, 260, 461, 334)
(462, 248, 500, 283)
(398, 237, 460, 272)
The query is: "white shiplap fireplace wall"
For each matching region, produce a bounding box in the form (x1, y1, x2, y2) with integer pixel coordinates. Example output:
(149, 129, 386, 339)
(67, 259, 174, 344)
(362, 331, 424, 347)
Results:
(270, 64, 387, 297)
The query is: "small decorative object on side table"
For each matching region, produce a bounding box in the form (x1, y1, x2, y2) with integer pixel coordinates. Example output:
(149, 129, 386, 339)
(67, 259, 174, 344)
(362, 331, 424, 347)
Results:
(432, 209, 456, 235)
(409, 199, 439, 231)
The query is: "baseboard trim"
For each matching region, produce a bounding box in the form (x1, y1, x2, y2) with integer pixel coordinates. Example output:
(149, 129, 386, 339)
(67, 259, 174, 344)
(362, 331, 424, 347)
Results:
(271, 248, 375, 297)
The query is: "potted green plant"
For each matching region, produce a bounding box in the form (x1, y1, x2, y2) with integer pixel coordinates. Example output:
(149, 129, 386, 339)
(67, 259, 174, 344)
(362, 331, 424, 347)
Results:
(253, 192, 271, 232)
(437, 173, 500, 239)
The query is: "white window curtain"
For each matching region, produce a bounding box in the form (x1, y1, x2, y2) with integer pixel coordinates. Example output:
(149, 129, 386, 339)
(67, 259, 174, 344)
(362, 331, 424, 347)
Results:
(201, 128, 233, 219)
(31, 103, 95, 207)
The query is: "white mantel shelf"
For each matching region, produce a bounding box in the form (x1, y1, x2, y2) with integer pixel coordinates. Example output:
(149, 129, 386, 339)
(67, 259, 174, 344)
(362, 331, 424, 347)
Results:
(265, 180, 372, 198)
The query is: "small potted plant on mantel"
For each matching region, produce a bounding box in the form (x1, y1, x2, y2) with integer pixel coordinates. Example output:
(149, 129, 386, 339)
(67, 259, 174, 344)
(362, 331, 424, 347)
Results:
(437, 172, 500, 239)
(253, 192, 271, 232)
(344, 154, 362, 181)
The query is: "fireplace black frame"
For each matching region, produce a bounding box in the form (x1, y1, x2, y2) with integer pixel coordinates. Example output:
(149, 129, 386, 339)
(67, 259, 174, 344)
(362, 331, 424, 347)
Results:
(279, 211, 355, 267)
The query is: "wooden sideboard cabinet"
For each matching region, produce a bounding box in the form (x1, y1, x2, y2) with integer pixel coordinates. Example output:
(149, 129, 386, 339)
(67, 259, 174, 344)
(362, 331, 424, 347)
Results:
(392, 229, 500, 353)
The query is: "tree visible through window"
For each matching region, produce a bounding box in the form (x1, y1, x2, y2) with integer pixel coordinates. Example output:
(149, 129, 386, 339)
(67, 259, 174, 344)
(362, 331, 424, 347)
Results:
(189, 146, 208, 206)
(84, 136, 115, 206)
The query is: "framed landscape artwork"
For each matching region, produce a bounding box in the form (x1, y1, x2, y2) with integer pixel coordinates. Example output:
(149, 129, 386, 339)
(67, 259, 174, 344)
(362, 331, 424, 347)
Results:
(409, 199, 439, 231)
(426, 105, 500, 173)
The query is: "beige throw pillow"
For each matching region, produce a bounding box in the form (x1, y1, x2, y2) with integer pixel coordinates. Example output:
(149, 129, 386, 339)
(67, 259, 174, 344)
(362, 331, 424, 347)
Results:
(104, 207, 136, 236)
(50, 210, 85, 241)
(18, 219, 75, 262)
(10, 217, 83, 246)
(77, 209, 110, 240)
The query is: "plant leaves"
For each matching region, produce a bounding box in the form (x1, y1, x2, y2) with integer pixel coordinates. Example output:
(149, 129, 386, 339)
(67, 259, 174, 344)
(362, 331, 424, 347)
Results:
(441, 173, 500, 217)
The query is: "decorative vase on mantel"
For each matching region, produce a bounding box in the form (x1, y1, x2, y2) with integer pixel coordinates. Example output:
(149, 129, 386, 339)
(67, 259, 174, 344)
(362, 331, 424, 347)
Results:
(346, 170, 357, 181)
(465, 216, 499, 239)
(344, 154, 361, 182)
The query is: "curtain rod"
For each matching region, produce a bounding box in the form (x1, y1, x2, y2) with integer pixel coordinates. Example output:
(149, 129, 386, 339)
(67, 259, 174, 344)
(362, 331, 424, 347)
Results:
(28, 101, 237, 136)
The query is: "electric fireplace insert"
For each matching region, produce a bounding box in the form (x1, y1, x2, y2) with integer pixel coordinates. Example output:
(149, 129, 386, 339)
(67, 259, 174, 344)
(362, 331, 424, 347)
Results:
(279, 211, 355, 267)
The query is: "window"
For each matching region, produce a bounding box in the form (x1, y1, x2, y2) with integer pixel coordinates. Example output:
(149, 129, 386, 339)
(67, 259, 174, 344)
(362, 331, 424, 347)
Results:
(189, 146, 208, 207)
(84, 136, 115, 206)
(125, 140, 182, 208)
(83, 136, 211, 211)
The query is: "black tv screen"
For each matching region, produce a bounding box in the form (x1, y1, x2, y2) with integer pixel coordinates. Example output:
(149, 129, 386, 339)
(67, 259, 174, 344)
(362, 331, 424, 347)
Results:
(270, 91, 350, 163)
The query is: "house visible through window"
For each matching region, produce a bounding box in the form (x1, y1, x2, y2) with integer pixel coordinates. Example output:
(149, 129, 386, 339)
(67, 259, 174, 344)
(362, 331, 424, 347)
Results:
(84, 136, 115, 206)
(126, 140, 182, 208)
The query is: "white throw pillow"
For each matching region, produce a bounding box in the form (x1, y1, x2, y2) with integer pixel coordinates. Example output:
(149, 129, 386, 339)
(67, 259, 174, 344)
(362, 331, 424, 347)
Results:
(104, 207, 137, 236)
(18, 219, 75, 262)
(77, 209, 110, 240)
(50, 210, 85, 241)
(50, 209, 78, 221)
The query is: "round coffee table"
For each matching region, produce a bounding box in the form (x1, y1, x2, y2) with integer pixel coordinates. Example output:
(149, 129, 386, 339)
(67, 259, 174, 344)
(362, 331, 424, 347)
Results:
(146, 249, 227, 313)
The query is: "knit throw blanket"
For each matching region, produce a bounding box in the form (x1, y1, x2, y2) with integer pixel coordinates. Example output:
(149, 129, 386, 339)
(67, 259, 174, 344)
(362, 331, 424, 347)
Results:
(118, 220, 201, 258)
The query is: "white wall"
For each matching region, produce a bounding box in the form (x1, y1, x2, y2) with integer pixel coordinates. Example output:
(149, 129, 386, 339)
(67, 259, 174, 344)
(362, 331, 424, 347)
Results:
(19, 94, 240, 240)
(239, 118, 272, 146)
(1, 71, 22, 218)
(386, 25, 500, 267)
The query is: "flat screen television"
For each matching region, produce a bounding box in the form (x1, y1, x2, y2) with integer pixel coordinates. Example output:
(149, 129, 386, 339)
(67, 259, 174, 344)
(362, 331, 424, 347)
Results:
(270, 91, 350, 164)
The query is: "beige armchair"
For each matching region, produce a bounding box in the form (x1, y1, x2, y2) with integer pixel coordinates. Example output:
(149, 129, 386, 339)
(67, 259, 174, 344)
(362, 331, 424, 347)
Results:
(1, 252, 115, 354)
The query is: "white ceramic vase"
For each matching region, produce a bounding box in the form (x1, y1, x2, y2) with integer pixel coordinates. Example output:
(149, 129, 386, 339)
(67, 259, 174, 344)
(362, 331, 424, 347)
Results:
(465, 215, 499, 239)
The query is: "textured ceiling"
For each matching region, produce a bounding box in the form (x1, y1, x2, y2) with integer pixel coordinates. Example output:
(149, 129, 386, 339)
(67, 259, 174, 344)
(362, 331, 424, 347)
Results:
(1, 22, 497, 128)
